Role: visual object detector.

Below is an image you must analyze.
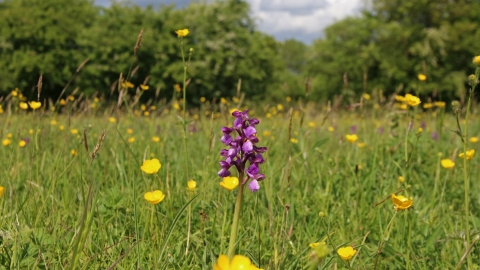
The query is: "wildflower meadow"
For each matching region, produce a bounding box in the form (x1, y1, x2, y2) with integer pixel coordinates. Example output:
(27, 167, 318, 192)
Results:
(2, 0, 480, 269)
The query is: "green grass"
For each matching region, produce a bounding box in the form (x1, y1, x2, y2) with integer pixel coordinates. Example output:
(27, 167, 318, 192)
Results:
(0, 102, 479, 269)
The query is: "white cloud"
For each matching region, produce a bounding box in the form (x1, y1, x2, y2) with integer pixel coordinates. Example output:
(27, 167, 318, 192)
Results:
(94, 0, 362, 43)
(249, 0, 362, 43)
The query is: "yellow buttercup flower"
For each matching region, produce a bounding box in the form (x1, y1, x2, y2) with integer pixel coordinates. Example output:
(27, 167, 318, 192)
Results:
(0, 186, 4, 197)
(473, 55, 480, 65)
(459, 149, 475, 160)
(308, 122, 316, 128)
(144, 190, 165, 205)
(152, 136, 160, 142)
(59, 99, 66, 106)
(441, 158, 455, 169)
(70, 129, 79, 135)
(337, 246, 357, 261)
(68, 95, 75, 101)
(127, 128, 134, 134)
(11, 89, 18, 96)
(19, 102, 28, 110)
(345, 134, 358, 143)
(140, 84, 149, 90)
(290, 138, 298, 144)
(109, 117, 116, 123)
(50, 119, 57, 125)
(59, 125, 65, 131)
(128, 137, 135, 143)
(262, 131, 271, 137)
(7, 133, 12, 138)
(405, 94, 421, 106)
(362, 93, 371, 100)
(18, 140, 26, 147)
(186, 180, 197, 191)
(214, 254, 262, 270)
(423, 103, 433, 109)
(395, 95, 406, 102)
(328, 126, 335, 132)
(175, 28, 189, 37)
(200, 97, 206, 103)
(220, 176, 239, 191)
(141, 158, 162, 174)
(2, 139, 11, 146)
(28, 101, 41, 110)
(71, 149, 78, 156)
(398, 176, 405, 183)
(391, 193, 413, 210)
(470, 137, 479, 143)
(417, 74, 427, 81)
(397, 103, 407, 110)
(121, 81, 134, 89)
(434, 101, 446, 108)
(357, 142, 366, 148)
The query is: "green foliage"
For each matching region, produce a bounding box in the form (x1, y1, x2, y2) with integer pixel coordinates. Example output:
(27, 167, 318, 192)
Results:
(0, 0, 98, 96)
(306, 0, 480, 101)
(0, 0, 288, 103)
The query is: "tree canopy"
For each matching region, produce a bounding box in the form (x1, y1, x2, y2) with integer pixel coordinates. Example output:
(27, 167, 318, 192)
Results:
(1, 0, 480, 104)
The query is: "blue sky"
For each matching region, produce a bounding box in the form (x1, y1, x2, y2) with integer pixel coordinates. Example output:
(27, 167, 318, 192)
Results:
(95, 0, 362, 44)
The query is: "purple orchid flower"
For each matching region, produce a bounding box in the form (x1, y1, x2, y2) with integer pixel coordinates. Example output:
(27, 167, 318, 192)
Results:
(350, 125, 357, 134)
(218, 110, 267, 192)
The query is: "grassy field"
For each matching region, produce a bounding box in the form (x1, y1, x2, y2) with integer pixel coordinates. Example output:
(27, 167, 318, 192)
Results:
(0, 94, 480, 269)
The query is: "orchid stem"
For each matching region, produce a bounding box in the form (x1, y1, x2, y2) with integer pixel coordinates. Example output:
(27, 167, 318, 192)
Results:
(228, 172, 245, 259)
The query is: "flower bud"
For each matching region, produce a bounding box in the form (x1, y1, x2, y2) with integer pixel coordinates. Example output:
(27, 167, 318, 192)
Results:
(468, 74, 477, 85)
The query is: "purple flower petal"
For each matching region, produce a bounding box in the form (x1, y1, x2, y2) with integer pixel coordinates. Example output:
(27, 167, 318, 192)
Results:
(248, 179, 260, 192)
(232, 111, 243, 117)
(219, 161, 231, 169)
(248, 118, 259, 125)
(255, 174, 265, 181)
(220, 149, 229, 157)
(246, 163, 259, 178)
(242, 140, 253, 153)
(244, 126, 256, 137)
(251, 153, 264, 164)
(221, 134, 232, 145)
(218, 168, 231, 177)
(228, 148, 237, 157)
(254, 146, 268, 153)
(221, 126, 234, 134)
(248, 135, 259, 144)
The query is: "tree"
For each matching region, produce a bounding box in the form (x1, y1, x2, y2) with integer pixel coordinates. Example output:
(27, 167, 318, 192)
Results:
(0, 0, 98, 97)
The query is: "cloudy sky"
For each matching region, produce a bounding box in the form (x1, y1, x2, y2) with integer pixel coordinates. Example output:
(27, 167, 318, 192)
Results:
(95, 0, 363, 43)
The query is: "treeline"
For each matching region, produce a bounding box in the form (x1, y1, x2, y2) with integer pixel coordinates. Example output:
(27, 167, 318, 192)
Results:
(304, 0, 480, 102)
(0, 0, 297, 104)
(0, 0, 479, 104)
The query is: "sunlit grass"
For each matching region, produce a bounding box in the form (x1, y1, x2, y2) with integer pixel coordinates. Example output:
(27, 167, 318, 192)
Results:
(0, 97, 479, 269)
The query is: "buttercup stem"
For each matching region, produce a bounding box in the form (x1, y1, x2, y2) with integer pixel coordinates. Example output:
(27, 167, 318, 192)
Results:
(228, 171, 245, 259)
